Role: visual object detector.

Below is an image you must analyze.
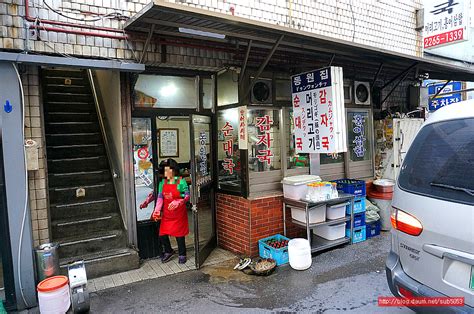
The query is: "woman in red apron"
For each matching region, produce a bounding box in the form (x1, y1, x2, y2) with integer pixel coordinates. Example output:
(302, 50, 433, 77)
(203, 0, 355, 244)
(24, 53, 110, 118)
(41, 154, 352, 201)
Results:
(151, 159, 190, 264)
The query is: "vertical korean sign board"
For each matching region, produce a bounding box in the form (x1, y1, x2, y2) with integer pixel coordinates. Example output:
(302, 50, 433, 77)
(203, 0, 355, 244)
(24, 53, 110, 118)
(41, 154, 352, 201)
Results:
(291, 66, 347, 155)
(423, 0, 469, 49)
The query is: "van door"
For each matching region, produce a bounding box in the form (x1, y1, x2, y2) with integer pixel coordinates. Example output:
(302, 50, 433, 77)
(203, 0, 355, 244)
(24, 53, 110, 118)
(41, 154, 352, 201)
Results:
(394, 117, 474, 306)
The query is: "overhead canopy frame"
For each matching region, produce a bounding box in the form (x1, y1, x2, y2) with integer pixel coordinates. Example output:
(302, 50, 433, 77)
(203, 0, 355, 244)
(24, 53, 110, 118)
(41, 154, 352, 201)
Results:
(125, 0, 474, 81)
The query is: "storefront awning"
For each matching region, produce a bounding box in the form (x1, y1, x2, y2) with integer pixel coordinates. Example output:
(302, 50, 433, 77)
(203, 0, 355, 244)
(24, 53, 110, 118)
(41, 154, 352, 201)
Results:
(125, 1, 474, 81)
(0, 52, 145, 72)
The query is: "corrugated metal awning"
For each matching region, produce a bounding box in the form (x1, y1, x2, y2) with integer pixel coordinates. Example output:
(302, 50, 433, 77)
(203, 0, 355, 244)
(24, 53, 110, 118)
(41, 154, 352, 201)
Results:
(125, 1, 474, 80)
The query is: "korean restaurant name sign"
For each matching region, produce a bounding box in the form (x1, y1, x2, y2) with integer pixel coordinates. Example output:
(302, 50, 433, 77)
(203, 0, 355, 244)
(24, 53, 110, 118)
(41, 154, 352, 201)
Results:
(238, 106, 248, 150)
(291, 66, 347, 154)
(424, 0, 469, 49)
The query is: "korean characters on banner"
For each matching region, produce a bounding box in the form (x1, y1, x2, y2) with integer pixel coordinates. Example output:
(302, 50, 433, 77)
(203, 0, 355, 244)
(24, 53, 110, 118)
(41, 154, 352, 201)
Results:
(238, 106, 248, 150)
(221, 121, 236, 174)
(424, 0, 469, 49)
(291, 66, 347, 154)
(197, 130, 212, 187)
(255, 114, 273, 166)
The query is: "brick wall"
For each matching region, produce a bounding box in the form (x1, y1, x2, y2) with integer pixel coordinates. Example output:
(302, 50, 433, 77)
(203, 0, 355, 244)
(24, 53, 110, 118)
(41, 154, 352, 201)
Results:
(217, 193, 304, 256)
(0, 0, 422, 65)
(21, 65, 50, 246)
(216, 193, 251, 255)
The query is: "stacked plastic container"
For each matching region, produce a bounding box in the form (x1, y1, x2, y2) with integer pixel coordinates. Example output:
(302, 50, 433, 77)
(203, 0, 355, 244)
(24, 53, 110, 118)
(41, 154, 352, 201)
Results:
(332, 179, 367, 244)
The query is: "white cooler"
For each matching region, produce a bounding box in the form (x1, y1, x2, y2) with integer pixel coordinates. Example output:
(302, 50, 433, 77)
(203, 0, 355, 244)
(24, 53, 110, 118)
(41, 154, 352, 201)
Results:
(291, 204, 326, 224)
(326, 202, 348, 220)
(282, 175, 321, 200)
(313, 223, 346, 240)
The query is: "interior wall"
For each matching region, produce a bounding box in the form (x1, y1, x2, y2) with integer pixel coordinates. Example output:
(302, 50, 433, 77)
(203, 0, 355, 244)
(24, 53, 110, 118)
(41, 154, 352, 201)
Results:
(94, 70, 127, 229)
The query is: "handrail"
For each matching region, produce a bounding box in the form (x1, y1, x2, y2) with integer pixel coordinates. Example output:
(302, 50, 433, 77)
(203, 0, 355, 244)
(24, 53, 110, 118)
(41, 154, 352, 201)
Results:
(86, 70, 125, 224)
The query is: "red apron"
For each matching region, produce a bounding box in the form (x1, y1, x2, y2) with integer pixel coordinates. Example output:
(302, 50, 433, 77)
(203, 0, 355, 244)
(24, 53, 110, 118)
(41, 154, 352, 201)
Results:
(158, 179, 189, 237)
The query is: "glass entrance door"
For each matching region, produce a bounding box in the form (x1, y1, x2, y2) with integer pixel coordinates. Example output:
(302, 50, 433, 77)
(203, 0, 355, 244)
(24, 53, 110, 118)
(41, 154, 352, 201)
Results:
(190, 115, 216, 268)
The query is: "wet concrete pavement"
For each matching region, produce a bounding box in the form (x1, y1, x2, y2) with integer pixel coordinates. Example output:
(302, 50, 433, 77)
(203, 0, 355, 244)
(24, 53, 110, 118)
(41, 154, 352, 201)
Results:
(90, 232, 411, 313)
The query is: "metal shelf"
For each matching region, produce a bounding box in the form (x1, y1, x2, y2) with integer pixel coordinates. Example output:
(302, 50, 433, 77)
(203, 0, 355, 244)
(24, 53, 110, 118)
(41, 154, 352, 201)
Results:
(310, 235, 351, 253)
(291, 216, 350, 229)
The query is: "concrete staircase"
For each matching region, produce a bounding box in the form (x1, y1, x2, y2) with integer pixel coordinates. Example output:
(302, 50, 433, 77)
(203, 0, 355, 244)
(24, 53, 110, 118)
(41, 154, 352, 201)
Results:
(42, 68, 139, 278)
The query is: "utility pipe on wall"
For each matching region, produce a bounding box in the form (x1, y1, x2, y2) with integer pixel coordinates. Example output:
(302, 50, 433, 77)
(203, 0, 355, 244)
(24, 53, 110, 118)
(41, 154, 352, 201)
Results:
(24, 0, 127, 39)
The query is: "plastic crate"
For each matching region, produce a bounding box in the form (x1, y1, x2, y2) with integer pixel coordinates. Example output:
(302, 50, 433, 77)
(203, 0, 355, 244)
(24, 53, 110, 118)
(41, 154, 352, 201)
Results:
(258, 234, 290, 266)
(332, 179, 366, 197)
(346, 226, 367, 244)
(366, 220, 381, 238)
(346, 196, 366, 214)
(346, 212, 366, 229)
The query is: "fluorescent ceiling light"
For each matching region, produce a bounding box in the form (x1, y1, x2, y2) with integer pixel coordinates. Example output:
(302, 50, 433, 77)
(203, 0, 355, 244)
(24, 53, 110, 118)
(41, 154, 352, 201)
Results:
(160, 83, 177, 97)
(178, 27, 226, 39)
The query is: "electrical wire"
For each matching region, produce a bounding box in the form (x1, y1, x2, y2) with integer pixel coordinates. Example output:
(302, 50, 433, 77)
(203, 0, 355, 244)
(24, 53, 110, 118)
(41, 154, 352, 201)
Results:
(42, 0, 128, 23)
(12, 63, 30, 309)
(349, 0, 356, 42)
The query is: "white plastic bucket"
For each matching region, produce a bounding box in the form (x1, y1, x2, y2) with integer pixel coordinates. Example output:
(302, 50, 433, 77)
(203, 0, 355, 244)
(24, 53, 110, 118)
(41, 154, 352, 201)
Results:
(282, 175, 321, 200)
(288, 238, 312, 270)
(37, 276, 71, 314)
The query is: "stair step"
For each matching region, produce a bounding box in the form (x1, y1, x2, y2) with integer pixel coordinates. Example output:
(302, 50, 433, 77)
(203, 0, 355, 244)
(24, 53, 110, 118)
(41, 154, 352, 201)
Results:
(43, 76, 85, 86)
(49, 169, 111, 187)
(47, 144, 105, 159)
(52, 213, 122, 239)
(50, 197, 116, 220)
(48, 156, 108, 173)
(45, 92, 91, 102)
(42, 69, 84, 78)
(59, 248, 139, 279)
(46, 133, 102, 145)
(45, 102, 94, 113)
(45, 84, 90, 94)
(46, 112, 98, 123)
(46, 121, 100, 133)
(57, 230, 127, 259)
(49, 182, 114, 203)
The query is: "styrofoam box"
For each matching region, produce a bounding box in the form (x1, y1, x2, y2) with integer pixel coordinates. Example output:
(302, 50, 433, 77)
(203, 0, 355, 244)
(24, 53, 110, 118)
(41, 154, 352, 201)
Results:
(313, 223, 346, 240)
(282, 175, 321, 200)
(291, 204, 326, 224)
(326, 202, 348, 220)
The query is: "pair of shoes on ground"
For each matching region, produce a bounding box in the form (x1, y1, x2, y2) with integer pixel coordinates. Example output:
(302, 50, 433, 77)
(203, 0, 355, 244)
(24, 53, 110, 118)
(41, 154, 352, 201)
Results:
(161, 250, 187, 264)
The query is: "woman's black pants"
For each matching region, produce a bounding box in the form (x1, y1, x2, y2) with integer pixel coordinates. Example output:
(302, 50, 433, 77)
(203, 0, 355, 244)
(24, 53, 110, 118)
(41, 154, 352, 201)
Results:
(161, 235, 186, 256)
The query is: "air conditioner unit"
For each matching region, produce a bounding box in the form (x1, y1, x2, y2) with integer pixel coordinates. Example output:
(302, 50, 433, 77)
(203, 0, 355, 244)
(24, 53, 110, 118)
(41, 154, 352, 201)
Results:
(354, 81, 371, 106)
(250, 78, 272, 104)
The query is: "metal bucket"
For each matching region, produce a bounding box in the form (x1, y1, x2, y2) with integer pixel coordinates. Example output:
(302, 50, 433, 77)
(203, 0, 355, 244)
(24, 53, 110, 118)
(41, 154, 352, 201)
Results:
(35, 243, 60, 282)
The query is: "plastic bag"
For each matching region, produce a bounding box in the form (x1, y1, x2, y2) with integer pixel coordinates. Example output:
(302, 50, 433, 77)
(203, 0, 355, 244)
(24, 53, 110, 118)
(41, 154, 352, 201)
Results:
(365, 199, 381, 223)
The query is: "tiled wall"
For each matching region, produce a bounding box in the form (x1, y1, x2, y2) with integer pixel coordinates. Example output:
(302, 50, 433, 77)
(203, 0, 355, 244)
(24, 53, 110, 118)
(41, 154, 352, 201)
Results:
(0, 0, 422, 64)
(21, 65, 50, 246)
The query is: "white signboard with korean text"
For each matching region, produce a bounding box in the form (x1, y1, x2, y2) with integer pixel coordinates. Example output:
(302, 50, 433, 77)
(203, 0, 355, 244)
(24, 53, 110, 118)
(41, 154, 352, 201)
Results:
(424, 0, 469, 49)
(238, 106, 248, 150)
(291, 66, 347, 154)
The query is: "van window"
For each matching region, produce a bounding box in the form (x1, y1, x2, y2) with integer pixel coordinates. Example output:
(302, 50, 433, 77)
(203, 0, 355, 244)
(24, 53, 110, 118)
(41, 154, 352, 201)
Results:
(398, 118, 474, 206)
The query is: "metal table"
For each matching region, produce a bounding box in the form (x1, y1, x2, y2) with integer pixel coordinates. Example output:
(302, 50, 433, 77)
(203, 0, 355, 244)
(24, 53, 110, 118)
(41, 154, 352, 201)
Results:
(283, 194, 355, 253)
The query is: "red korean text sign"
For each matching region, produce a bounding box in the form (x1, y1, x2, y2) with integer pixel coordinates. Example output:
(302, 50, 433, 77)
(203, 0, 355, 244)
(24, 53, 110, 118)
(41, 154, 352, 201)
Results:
(291, 66, 347, 154)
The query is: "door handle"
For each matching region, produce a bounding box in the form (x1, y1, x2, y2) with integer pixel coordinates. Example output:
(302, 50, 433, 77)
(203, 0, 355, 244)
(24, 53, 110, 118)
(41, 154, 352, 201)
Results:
(192, 204, 198, 213)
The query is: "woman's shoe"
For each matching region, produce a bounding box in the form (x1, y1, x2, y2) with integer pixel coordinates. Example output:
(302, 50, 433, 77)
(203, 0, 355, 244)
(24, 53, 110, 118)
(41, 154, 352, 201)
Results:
(162, 250, 175, 263)
(178, 255, 187, 264)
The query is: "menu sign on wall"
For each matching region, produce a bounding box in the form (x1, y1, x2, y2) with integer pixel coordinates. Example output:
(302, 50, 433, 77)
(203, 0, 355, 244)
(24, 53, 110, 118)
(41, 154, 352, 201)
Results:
(424, 0, 469, 49)
(291, 66, 347, 154)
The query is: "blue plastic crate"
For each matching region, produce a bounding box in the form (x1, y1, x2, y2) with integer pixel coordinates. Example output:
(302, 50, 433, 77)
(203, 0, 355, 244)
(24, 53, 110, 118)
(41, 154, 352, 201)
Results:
(346, 196, 366, 214)
(366, 220, 381, 238)
(346, 212, 366, 229)
(332, 179, 366, 197)
(346, 226, 367, 244)
(258, 234, 290, 266)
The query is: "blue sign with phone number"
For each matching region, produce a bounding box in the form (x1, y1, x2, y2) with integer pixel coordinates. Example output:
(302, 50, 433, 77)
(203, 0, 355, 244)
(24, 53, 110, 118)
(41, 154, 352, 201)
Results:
(428, 81, 462, 112)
